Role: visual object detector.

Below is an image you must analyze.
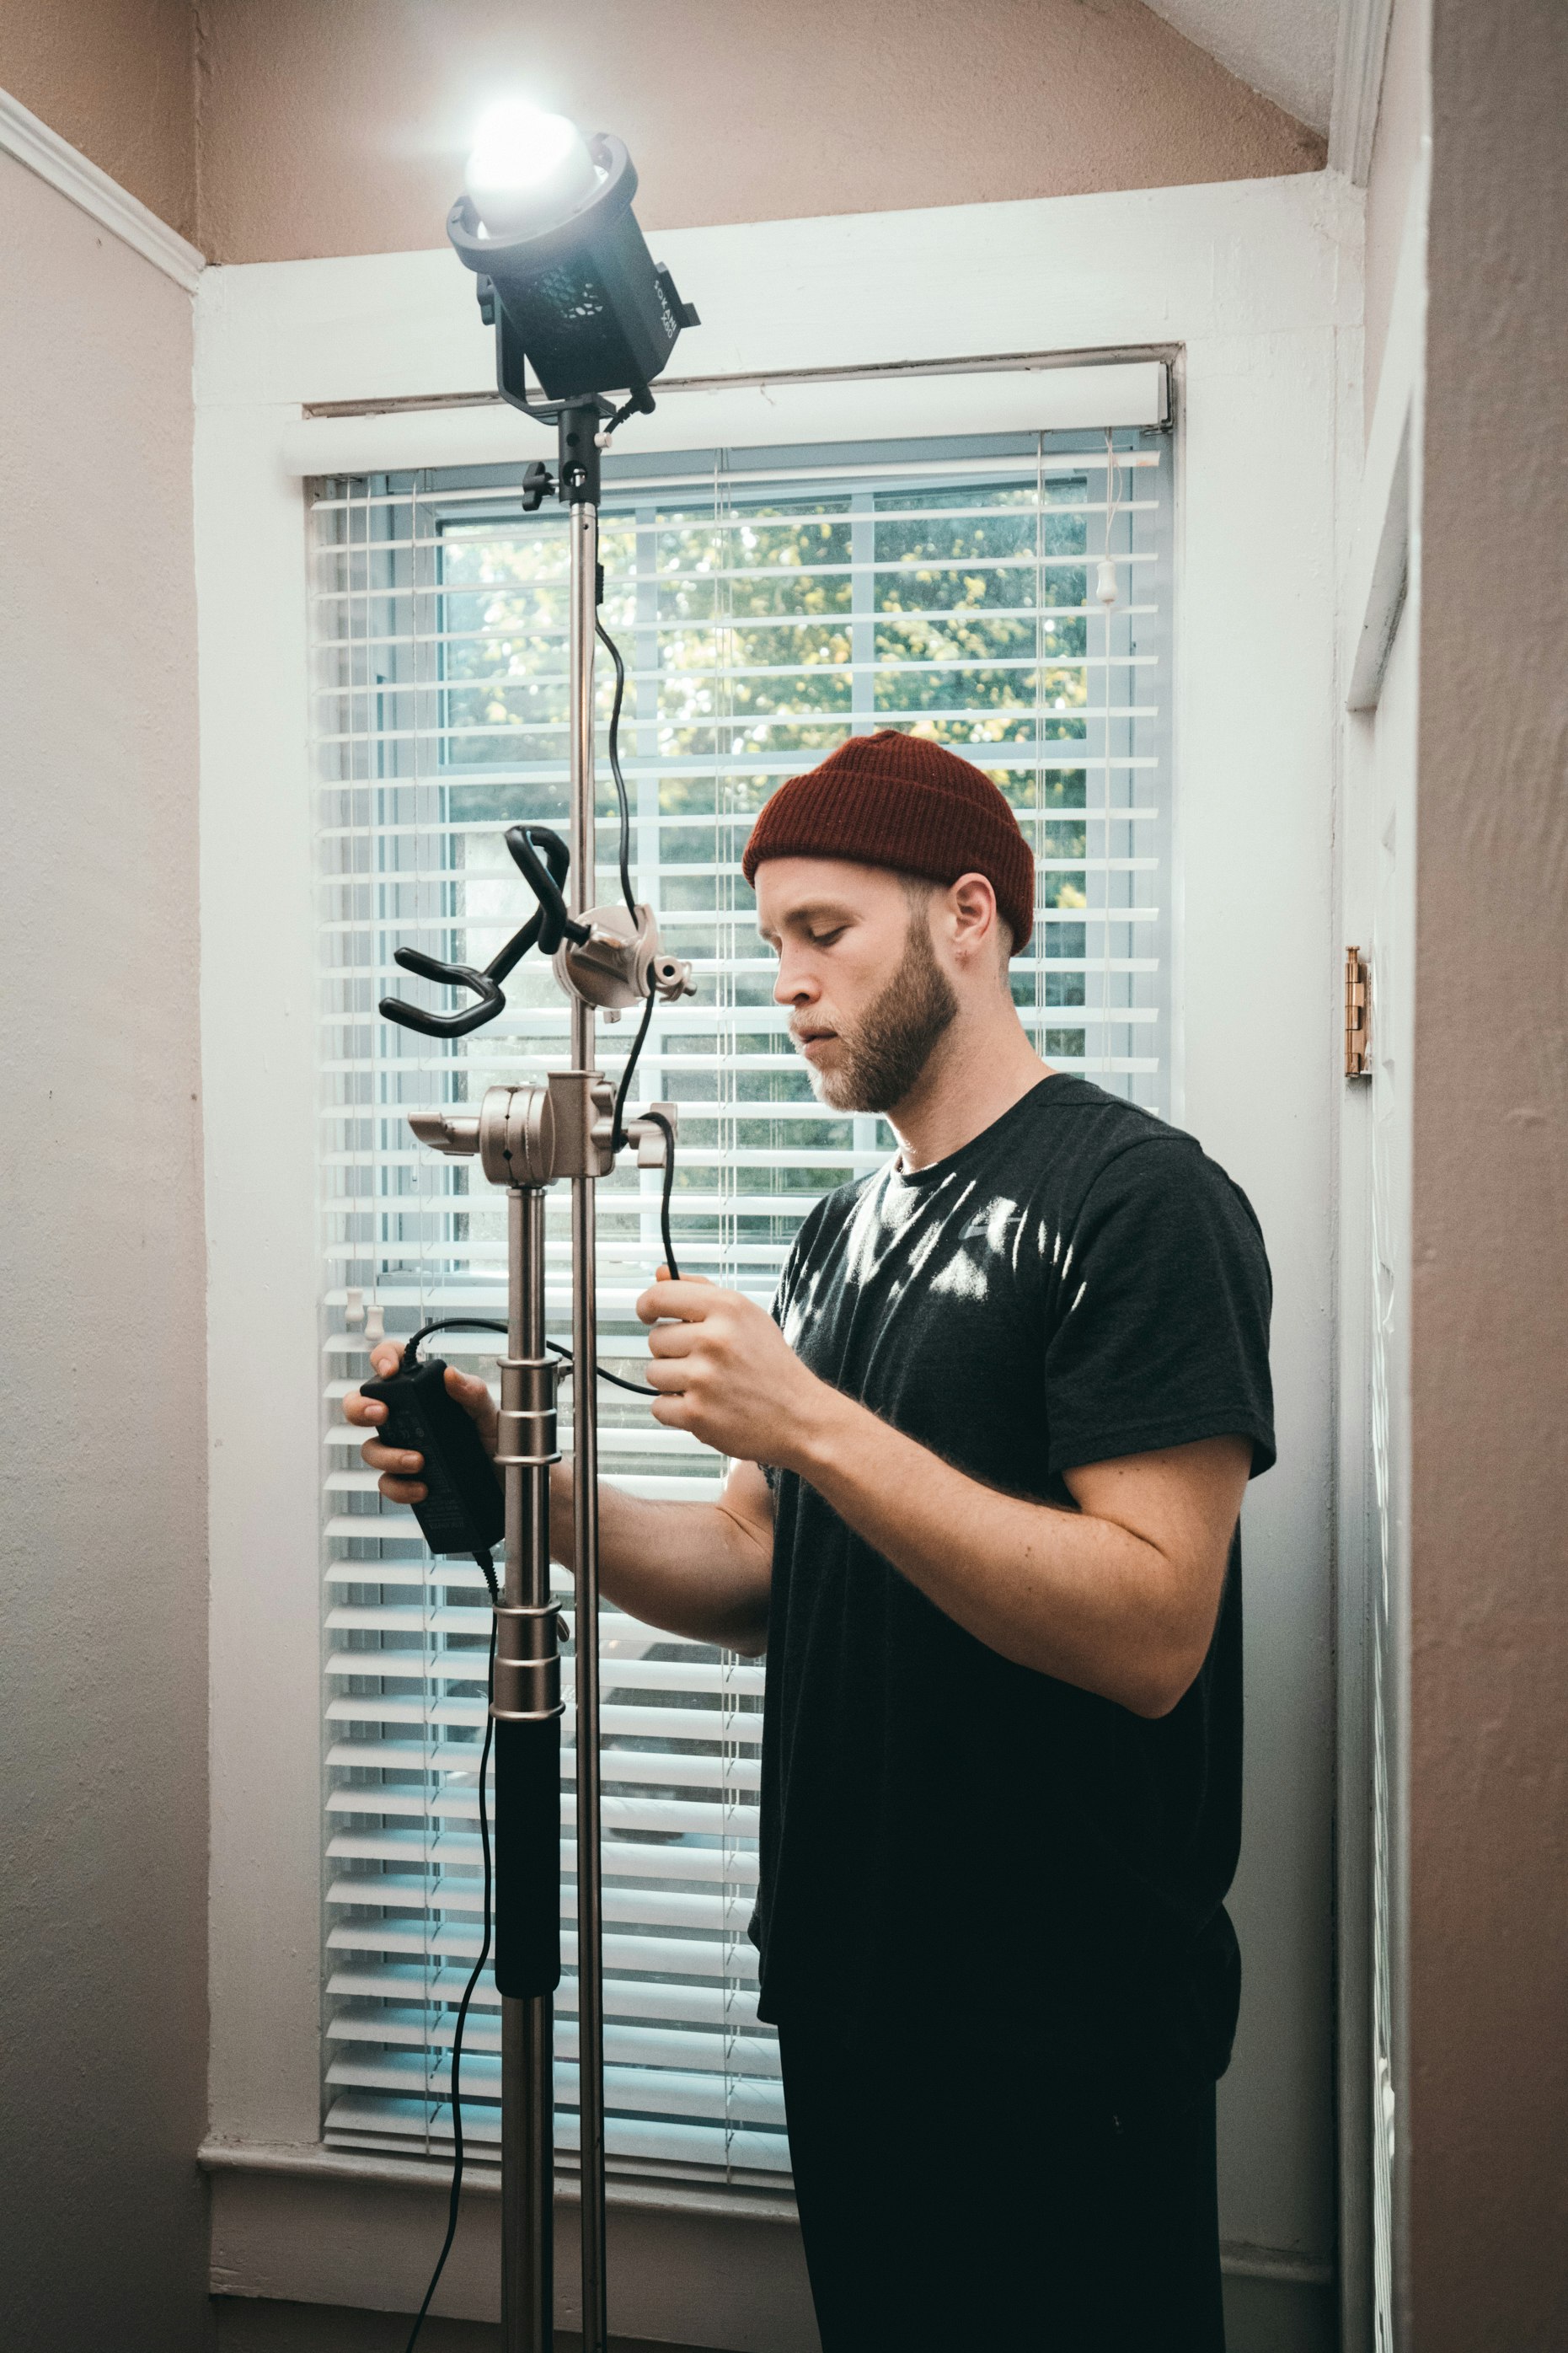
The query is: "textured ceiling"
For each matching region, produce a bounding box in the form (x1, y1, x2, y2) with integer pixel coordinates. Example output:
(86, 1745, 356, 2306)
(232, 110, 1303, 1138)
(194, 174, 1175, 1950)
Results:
(1143, 0, 1341, 132)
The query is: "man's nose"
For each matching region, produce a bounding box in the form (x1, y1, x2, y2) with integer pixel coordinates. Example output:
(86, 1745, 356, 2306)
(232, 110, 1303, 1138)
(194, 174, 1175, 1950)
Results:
(773, 955, 817, 1010)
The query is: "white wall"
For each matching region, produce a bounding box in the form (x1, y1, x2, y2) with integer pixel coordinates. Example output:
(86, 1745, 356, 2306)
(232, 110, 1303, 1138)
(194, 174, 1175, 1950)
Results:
(1362, 0, 1425, 432)
(196, 169, 1357, 2353)
(0, 145, 210, 2349)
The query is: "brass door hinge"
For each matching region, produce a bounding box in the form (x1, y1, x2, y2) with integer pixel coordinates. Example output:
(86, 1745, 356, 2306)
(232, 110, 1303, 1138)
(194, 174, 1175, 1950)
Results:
(1345, 946, 1371, 1078)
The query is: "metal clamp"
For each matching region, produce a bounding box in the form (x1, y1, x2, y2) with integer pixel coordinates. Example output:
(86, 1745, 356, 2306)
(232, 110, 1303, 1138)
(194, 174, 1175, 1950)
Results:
(541, 1071, 617, 1178)
(623, 1101, 679, 1167)
(492, 1603, 565, 1723)
(495, 1354, 560, 1468)
(554, 901, 696, 1012)
(409, 1075, 617, 1186)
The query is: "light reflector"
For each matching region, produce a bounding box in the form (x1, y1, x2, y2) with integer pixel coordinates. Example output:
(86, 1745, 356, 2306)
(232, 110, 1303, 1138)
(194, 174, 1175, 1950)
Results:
(464, 99, 599, 240)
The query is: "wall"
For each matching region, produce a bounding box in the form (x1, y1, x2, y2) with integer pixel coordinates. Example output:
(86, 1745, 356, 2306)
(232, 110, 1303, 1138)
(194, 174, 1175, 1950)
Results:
(1407, 0, 1568, 2342)
(0, 0, 196, 242)
(195, 0, 1323, 263)
(3, 0, 1326, 263)
(0, 152, 210, 2349)
(1362, 0, 1424, 431)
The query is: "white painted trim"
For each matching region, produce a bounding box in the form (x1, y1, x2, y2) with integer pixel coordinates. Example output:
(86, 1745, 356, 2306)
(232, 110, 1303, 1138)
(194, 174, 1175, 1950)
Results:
(1329, 0, 1397, 186)
(203, 2156, 1332, 2348)
(206, 2160, 816, 2346)
(199, 2141, 800, 2227)
(1333, 122, 1427, 2353)
(200, 2140, 1334, 2285)
(199, 389, 323, 2151)
(1346, 416, 1410, 710)
(281, 358, 1168, 475)
(194, 174, 1357, 415)
(0, 84, 203, 290)
(198, 170, 1352, 2324)
(1344, 154, 1429, 706)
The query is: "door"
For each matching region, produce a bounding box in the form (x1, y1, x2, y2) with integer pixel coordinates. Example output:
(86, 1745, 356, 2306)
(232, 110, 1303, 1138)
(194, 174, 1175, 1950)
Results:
(1342, 587, 1417, 2353)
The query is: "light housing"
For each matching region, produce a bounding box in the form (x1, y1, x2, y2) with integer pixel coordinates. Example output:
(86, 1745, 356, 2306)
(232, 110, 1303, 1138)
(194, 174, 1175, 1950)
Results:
(448, 126, 698, 406)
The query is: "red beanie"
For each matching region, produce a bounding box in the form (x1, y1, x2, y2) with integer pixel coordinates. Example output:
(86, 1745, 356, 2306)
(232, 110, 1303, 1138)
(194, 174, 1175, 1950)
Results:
(741, 730, 1035, 951)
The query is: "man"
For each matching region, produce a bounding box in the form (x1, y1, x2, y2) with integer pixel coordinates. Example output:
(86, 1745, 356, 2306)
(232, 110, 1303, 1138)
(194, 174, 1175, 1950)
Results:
(350, 728, 1274, 2350)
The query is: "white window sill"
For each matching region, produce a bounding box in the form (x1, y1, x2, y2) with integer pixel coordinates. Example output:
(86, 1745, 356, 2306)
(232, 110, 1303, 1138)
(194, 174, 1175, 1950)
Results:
(199, 2137, 799, 2224)
(201, 2141, 812, 2348)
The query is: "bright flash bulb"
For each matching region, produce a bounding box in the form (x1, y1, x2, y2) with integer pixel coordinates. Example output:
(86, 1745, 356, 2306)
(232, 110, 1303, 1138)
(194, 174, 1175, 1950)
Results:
(464, 100, 598, 239)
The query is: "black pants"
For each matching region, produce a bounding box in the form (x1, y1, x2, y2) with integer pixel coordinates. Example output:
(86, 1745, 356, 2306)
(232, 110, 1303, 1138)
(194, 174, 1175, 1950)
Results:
(779, 2017, 1225, 2352)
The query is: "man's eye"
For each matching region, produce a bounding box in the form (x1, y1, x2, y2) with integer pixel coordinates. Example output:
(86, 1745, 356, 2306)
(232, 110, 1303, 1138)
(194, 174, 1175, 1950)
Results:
(808, 928, 846, 948)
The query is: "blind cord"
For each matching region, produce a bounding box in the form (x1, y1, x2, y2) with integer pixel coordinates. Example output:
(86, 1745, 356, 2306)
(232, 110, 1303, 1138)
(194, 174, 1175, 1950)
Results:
(403, 1611, 497, 2353)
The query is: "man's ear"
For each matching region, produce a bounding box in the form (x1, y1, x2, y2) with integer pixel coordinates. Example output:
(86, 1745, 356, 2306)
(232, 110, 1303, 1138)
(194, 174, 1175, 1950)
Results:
(948, 870, 1000, 961)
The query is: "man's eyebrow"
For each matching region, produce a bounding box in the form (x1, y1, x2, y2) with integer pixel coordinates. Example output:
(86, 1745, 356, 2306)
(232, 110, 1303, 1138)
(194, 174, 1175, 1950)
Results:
(768, 902, 858, 933)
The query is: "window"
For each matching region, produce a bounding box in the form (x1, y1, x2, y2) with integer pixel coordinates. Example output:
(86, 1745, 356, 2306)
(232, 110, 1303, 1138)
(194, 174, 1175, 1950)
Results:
(311, 427, 1171, 2184)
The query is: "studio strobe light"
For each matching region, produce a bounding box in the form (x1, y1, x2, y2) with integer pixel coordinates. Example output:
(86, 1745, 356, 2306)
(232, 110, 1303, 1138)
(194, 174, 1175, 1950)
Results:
(449, 99, 699, 409)
(375, 103, 700, 2353)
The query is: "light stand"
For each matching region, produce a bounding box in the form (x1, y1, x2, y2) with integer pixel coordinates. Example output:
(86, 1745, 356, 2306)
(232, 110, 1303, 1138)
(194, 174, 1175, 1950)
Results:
(384, 384, 694, 2350)
(378, 105, 701, 2346)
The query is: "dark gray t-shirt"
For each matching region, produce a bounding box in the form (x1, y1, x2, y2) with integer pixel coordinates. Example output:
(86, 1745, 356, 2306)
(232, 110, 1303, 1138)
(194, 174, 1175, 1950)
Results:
(753, 1075, 1275, 2091)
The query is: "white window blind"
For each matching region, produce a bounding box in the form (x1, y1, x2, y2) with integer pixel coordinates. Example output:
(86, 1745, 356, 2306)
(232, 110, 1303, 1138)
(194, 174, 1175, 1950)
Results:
(312, 426, 1172, 2184)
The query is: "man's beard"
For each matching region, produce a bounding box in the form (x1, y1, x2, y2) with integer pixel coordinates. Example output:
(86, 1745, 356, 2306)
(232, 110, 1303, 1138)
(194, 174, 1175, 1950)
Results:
(802, 914, 959, 1113)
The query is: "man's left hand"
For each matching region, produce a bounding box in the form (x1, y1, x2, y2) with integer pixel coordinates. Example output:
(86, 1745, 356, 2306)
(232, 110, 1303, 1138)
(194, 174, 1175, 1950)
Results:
(635, 1273, 826, 1466)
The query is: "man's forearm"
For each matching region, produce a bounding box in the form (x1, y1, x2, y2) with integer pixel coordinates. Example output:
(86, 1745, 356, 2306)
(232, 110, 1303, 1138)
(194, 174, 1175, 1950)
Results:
(790, 1391, 1223, 1716)
(546, 1465, 771, 1656)
(624, 1271, 1246, 1711)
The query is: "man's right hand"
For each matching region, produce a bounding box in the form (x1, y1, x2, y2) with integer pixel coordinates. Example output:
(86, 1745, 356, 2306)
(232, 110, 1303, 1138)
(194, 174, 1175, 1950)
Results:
(343, 1342, 500, 1504)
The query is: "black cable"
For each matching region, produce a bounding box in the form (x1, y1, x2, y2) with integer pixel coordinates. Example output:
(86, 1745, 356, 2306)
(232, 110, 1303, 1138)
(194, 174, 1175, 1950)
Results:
(602, 389, 653, 438)
(645, 1110, 680, 1280)
(610, 980, 658, 1153)
(595, 618, 638, 920)
(602, 991, 678, 1281)
(395, 1315, 669, 1399)
(548, 1340, 656, 1398)
(401, 1316, 508, 1365)
(403, 1610, 496, 2353)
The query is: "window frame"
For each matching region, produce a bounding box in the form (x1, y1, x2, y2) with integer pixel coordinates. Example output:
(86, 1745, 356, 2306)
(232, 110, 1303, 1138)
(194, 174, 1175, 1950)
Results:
(197, 178, 1349, 2339)
(310, 426, 1174, 2189)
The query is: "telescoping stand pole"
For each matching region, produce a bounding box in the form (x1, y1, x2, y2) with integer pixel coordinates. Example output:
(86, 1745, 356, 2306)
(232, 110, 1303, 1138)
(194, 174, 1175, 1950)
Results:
(383, 396, 693, 2353)
(493, 1176, 559, 2353)
(565, 437, 609, 2353)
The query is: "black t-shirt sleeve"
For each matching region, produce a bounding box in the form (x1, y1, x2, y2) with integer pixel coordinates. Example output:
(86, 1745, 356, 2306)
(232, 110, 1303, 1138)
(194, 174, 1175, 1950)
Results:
(1043, 1137, 1276, 1477)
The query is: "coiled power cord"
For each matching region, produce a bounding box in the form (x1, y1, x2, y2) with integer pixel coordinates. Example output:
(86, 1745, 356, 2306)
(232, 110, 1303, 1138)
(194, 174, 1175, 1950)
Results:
(400, 604, 678, 2345)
